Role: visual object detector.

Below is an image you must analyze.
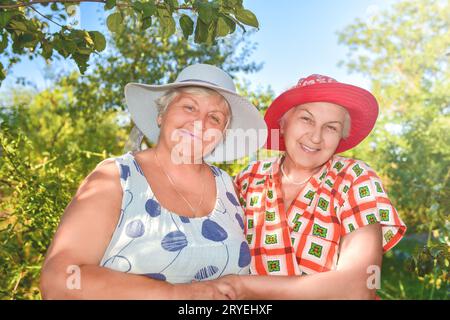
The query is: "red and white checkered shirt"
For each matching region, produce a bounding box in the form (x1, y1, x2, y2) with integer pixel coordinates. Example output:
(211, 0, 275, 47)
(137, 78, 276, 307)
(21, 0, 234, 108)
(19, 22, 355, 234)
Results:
(235, 155, 407, 275)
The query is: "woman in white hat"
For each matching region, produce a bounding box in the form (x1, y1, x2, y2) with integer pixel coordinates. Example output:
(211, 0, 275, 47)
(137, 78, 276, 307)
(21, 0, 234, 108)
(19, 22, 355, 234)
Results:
(39, 64, 267, 299)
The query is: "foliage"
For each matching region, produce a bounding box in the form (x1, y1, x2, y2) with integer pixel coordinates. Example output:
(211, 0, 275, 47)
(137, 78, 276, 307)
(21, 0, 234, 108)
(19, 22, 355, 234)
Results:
(0, 84, 128, 299)
(60, 15, 262, 114)
(379, 236, 449, 300)
(0, 0, 259, 83)
(338, 0, 450, 297)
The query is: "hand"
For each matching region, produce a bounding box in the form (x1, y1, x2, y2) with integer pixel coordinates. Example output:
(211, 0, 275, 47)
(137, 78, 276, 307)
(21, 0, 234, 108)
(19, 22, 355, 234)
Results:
(173, 279, 236, 300)
(214, 275, 246, 300)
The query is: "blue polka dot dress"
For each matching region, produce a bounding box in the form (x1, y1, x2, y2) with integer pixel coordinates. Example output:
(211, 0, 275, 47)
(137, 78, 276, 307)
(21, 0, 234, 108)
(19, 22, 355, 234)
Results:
(99, 152, 251, 283)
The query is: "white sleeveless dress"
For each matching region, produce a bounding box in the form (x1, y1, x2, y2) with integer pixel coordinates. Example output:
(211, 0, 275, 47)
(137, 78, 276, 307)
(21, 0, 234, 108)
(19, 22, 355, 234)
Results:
(99, 152, 251, 283)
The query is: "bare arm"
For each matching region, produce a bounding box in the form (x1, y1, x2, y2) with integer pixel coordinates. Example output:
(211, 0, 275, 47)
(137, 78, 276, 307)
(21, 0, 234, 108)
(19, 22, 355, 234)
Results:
(39, 160, 231, 300)
(220, 223, 383, 300)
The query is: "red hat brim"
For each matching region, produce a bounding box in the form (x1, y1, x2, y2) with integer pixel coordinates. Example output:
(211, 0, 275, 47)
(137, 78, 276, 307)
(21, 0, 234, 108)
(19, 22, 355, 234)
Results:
(264, 82, 379, 154)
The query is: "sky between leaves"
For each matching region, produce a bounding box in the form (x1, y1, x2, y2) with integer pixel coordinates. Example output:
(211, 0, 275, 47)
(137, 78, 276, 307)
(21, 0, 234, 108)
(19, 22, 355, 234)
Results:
(0, 0, 398, 95)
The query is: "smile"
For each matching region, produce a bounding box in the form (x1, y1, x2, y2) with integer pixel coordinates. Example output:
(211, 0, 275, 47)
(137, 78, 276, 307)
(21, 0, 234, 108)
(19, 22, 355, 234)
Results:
(300, 143, 320, 153)
(179, 129, 202, 140)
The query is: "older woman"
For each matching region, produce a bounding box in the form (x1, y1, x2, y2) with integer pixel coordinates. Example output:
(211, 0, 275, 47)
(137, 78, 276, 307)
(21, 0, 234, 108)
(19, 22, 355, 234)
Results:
(39, 64, 267, 299)
(222, 74, 407, 299)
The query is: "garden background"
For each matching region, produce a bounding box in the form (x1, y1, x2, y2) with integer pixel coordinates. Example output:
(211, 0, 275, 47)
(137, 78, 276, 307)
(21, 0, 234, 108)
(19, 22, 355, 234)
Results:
(0, 0, 448, 299)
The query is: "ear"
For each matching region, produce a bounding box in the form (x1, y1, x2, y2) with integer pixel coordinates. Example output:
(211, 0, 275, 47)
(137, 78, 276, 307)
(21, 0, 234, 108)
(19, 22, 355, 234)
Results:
(279, 121, 285, 136)
(157, 114, 162, 128)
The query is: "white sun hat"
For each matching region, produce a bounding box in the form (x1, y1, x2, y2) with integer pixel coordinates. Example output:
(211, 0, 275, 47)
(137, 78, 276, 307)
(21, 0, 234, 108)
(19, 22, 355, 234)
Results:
(124, 63, 268, 163)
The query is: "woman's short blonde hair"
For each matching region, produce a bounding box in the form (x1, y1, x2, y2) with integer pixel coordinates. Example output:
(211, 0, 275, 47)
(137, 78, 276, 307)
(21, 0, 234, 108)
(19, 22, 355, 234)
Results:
(155, 86, 232, 129)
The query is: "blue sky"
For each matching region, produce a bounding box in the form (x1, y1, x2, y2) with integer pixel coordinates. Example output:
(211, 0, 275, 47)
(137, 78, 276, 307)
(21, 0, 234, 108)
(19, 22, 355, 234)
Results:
(0, 0, 398, 95)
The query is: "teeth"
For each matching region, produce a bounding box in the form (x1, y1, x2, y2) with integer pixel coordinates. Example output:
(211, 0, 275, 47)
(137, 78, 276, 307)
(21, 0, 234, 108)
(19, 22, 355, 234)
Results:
(301, 144, 319, 152)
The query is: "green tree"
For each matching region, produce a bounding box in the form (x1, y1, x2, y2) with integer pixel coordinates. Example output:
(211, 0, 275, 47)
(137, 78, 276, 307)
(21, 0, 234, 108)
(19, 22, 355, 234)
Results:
(0, 0, 259, 83)
(338, 0, 449, 299)
(0, 85, 128, 299)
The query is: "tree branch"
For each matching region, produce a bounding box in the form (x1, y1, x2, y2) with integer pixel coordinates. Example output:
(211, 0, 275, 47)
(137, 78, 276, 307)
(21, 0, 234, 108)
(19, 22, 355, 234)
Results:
(0, 1, 106, 10)
(0, 1, 194, 11)
(28, 5, 65, 28)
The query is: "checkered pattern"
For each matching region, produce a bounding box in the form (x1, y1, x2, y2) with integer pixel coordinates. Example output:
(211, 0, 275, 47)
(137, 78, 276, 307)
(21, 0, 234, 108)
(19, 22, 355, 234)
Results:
(235, 156, 407, 276)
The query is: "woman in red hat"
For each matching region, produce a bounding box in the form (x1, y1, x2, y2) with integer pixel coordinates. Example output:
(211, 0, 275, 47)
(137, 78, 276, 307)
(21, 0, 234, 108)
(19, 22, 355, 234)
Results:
(218, 74, 407, 299)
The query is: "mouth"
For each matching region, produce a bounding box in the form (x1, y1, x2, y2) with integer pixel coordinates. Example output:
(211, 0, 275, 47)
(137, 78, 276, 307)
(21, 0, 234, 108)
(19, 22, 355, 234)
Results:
(178, 129, 202, 140)
(299, 143, 320, 153)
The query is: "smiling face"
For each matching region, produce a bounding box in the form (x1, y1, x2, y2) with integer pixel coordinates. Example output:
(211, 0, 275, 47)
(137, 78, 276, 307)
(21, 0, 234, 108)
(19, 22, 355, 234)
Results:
(280, 102, 348, 170)
(157, 88, 231, 163)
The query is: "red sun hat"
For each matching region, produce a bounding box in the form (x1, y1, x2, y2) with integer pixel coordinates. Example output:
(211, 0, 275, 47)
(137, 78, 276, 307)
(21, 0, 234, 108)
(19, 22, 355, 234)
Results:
(264, 74, 379, 154)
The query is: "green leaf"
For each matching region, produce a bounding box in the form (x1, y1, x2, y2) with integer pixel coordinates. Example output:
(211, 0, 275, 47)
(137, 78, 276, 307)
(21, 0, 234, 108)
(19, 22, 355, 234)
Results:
(194, 18, 208, 44)
(197, 3, 214, 25)
(179, 14, 194, 39)
(0, 11, 16, 29)
(205, 20, 217, 45)
(9, 20, 28, 33)
(234, 8, 259, 28)
(19, 33, 34, 43)
(0, 62, 5, 81)
(89, 31, 106, 51)
(161, 16, 176, 37)
(157, 8, 176, 37)
(132, 1, 144, 12)
(223, 0, 243, 9)
(41, 40, 53, 59)
(142, 2, 156, 18)
(141, 16, 152, 30)
(53, 37, 69, 58)
(106, 12, 123, 33)
(72, 53, 90, 74)
(216, 16, 231, 37)
(222, 14, 236, 33)
(104, 0, 116, 10)
(0, 33, 8, 53)
(77, 47, 92, 55)
(164, 0, 179, 10)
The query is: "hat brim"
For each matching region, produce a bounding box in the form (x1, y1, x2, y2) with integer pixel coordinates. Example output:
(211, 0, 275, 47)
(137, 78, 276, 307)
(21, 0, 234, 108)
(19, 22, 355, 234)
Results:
(125, 81, 268, 162)
(264, 83, 379, 154)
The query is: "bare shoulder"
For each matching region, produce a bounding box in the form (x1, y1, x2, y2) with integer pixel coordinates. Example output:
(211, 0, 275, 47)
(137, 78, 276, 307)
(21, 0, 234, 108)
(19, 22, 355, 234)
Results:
(44, 158, 123, 265)
(75, 158, 121, 198)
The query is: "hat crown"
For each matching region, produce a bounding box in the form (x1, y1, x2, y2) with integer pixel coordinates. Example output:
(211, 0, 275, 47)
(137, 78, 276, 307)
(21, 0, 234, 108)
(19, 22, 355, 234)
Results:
(295, 74, 337, 88)
(175, 63, 236, 93)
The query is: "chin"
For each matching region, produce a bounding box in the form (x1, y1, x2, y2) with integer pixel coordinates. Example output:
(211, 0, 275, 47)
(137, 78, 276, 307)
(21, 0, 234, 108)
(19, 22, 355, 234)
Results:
(288, 151, 327, 169)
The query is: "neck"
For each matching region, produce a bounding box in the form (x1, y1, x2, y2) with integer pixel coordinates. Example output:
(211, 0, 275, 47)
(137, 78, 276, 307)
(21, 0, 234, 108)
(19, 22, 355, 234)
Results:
(153, 143, 205, 175)
(281, 154, 322, 181)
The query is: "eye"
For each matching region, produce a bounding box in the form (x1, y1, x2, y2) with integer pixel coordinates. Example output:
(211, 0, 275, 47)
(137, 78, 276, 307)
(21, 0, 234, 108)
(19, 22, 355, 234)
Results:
(184, 105, 195, 112)
(327, 125, 338, 132)
(300, 116, 312, 123)
(209, 114, 221, 124)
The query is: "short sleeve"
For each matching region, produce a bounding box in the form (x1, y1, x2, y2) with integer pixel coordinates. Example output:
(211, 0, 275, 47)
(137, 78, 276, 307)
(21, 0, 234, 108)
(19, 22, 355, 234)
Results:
(234, 162, 257, 209)
(338, 161, 407, 252)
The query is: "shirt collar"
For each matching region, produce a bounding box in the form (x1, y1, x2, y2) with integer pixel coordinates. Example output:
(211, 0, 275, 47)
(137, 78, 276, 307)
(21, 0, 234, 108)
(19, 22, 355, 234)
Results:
(268, 154, 334, 184)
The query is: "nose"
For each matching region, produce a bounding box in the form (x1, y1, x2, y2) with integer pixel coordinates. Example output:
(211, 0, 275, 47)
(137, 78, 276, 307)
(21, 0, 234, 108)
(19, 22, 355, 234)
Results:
(192, 118, 204, 134)
(309, 125, 322, 145)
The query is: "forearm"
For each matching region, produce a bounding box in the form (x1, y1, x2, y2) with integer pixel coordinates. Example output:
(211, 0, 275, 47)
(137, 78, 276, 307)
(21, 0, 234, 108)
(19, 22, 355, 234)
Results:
(40, 259, 177, 300)
(237, 269, 375, 300)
